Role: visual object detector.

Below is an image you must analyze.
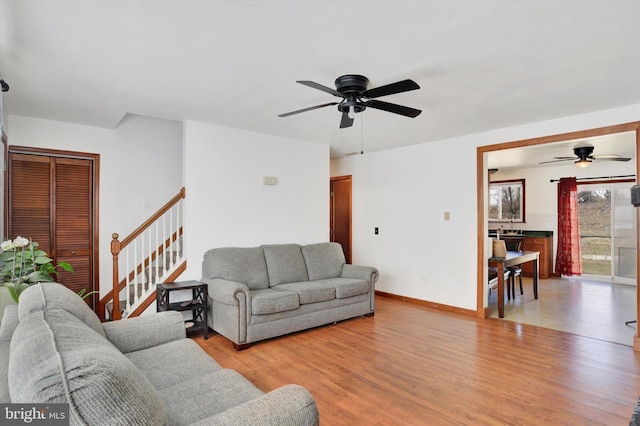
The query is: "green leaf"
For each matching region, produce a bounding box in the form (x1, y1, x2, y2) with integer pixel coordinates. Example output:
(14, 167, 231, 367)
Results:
(26, 271, 53, 282)
(58, 261, 74, 273)
(34, 256, 53, 265)
(6, 285, 18, 303)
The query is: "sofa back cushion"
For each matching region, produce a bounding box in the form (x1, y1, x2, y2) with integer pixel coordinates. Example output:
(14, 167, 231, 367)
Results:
(262, 244, 309, 286)
(9, 309, 168, 425)
(302, 242, 346, 281)
(18, 283, 105, 337)
(202, 247, 269, 290)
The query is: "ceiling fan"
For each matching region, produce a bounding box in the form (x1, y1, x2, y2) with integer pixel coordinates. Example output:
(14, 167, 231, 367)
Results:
(539, 146, 632, 168)
(278, 74, 422, 128)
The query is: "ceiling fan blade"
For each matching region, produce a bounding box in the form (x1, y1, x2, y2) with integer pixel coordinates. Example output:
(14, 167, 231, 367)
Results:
(363, 79, 420, 98)
(366, 99, 422, 118)
(278, 102, 338, 117)
(597, 156, 632, 162)
(593, 154, 632, 161)
(538, 158, 575, 164)
(339, 112, 354, 128)
(296, 80, 342, 97)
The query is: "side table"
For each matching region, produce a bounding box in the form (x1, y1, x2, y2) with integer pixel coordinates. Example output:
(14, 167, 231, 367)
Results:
(156, 280, 209, 339)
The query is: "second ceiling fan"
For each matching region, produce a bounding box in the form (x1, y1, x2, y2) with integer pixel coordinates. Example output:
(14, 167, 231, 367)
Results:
(539, 146, 632, 168)
(278, 74, 422, 129)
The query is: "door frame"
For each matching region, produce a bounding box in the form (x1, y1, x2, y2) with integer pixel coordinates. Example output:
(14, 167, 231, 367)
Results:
(5, 145, 100, 310)
(476, 121, 640, 350)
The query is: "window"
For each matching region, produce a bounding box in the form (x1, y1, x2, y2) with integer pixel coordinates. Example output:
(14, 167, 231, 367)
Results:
(489, 179, 525, 222)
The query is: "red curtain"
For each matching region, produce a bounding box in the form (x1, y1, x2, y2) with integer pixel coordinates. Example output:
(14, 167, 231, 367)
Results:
(555, 177, 582, 276)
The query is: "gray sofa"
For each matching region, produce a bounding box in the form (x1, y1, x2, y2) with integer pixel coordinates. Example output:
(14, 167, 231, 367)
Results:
(0, 283, 319, 425)
(202, 242, 379, 350)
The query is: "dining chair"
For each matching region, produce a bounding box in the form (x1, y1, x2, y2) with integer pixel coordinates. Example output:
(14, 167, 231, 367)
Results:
(488, 267, 512, 299)
(502, 236, 525, 299)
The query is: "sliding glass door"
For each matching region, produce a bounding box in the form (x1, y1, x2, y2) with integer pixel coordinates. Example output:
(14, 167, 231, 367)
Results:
(577, 182, 636, 284)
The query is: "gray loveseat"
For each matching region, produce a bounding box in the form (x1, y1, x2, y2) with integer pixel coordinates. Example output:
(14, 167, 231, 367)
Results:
(0, 283, 319, 425)
(202, 242, 379, 350)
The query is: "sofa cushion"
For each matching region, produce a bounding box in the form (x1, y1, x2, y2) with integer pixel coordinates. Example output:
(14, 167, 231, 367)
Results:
(158, 369, 265, 425)
(126, 338, 222, 390)
(273, 282, 336, 304)
(251, 288, 299, 315)
(263, 244, 309, 286)
(203, 247, 270, 290)
(315, 277, 370, 299)
(18, 282, 106, 337)
(302, 242, 345, 281)
(9, 309, 168, 425)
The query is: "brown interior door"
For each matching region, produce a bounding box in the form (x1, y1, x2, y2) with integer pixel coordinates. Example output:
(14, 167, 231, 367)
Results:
(330, 176, 352, 264)
(7, 150, 98, 309)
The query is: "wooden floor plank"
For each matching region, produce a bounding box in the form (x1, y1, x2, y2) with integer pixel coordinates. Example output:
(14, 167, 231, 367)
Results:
(195, 296, 640, 425)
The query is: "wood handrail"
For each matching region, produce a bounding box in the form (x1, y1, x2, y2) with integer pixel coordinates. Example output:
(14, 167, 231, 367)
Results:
(120, 187, 185, 248)
(107, 187, 185, 320)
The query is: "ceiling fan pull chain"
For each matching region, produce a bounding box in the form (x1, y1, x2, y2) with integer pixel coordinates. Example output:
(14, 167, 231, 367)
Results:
(360, 112, 364, 155)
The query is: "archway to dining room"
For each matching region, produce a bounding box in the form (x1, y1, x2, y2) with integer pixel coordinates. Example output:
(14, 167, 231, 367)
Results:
(475, 121, 640, 350)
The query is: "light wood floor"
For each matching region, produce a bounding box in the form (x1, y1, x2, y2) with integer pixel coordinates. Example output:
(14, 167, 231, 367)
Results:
(490, 276, 637, 346)
(195, 296, 640, 425)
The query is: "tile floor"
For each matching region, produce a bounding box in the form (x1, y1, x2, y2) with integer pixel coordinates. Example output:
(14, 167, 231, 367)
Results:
(489, 275, 637, 346)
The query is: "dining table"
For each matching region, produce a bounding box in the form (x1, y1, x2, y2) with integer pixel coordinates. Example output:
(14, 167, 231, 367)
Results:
(489, 250, 540, 318)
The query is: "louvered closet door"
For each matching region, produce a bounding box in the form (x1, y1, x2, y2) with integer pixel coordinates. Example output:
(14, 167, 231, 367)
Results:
(54, 158, 92, 297)
(8, 152, 96, 309)
(9, 154, 53, 251)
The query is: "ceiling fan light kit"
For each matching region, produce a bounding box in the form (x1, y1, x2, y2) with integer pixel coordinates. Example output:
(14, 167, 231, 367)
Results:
(279, 74, 422, 129)
(575, 158, 592, 168)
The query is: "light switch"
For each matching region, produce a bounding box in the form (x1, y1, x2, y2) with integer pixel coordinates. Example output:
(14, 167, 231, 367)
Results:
(444, 212, 450, 221)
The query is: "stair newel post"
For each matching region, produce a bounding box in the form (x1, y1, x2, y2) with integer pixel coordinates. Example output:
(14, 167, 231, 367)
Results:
(111, 233, 122, 320)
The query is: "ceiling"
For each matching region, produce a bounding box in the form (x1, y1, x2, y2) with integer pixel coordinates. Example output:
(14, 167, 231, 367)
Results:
(1, 1, 639, 160)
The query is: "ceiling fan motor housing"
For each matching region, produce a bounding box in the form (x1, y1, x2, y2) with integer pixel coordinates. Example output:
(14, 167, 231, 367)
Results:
(336, 75, 369, 114)
(574, 146, 595, 159)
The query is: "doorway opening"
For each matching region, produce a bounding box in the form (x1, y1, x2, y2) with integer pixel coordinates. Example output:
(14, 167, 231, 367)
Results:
(476, 121, 640, 349)
(330, 175, 352, 264)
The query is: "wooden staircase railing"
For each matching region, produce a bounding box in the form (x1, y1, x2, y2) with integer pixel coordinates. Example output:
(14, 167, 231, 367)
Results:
(101, 187, 186, 320)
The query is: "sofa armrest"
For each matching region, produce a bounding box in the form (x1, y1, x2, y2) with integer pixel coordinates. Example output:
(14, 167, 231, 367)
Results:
(102, 310, 185, 354)
(190, 384, 319, 426)
(203, 278, 250, 306)
(342, 264, 379, 284)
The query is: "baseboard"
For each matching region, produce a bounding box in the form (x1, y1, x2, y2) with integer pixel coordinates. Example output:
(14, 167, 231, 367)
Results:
(375, 291, 476, 317)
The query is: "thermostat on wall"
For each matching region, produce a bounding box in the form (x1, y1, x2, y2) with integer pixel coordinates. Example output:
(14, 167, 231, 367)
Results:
(262, 176, 278, 185)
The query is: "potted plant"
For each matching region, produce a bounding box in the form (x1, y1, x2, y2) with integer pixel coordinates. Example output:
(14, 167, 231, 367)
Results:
(0, 236, 74, 303)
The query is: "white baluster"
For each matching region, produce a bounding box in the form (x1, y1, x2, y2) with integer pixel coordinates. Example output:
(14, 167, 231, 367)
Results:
(170, 207, 175, 269)
(155, 221, 160, 284)
(177, 199, 182, 259)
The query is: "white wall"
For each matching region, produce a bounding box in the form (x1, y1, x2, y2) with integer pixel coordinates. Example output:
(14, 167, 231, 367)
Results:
(331, 103, 640, 311)
(179, 120, 329, 281)
(5, 114, 183, 297)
